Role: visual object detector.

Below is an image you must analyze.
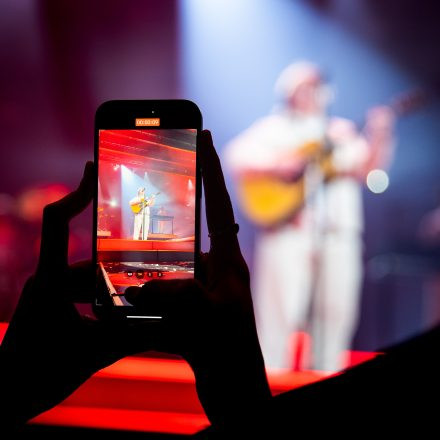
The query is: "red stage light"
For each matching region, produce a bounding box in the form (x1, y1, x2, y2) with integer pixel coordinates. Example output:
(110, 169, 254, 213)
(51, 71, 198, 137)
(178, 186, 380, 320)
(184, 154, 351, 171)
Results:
(17, 184, 70, 222)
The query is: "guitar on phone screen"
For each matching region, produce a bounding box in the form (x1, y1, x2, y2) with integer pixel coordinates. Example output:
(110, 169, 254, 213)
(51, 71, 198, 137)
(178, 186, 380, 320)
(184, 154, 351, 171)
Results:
(131, 192, 160, 214)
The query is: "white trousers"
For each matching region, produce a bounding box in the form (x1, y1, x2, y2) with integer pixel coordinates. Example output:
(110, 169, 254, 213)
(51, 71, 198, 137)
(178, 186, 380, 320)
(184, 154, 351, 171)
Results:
(133, 212, 150, 240)
(254, 226, 362, 371)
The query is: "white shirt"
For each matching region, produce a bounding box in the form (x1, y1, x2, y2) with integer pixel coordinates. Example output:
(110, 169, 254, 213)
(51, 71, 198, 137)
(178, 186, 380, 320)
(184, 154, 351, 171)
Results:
(225, 111, 326, 173)
(225, 111, 368, 234)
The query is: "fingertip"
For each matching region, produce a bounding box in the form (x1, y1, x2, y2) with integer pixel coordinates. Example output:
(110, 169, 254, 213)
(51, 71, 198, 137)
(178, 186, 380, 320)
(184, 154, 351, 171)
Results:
(201, 129, 212, 141)
(199, 130, 220, 168)
(83, 161, 95, 183)
(199, 130, 213, 152)
(77, 161, 95, 199)
(85, 160, 94, 172)
(124, 286, 141, 305)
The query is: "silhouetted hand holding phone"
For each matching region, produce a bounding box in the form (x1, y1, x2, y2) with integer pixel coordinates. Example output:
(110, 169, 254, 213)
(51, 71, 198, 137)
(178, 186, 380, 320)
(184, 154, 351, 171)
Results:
(0, 163, 157, 428)
(0, 130, 271, 432)
(125, 130, 272, 428)
(2, 128, 440, 437)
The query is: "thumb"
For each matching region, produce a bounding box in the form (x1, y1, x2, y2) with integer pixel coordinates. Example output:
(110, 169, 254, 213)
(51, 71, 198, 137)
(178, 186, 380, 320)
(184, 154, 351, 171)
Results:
(125, 279, 204, 318)
(125, 279, 207, 357)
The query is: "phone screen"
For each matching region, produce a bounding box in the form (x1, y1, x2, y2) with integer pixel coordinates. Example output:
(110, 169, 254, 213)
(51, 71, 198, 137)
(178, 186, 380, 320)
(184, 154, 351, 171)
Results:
(96, 128, 197, 314)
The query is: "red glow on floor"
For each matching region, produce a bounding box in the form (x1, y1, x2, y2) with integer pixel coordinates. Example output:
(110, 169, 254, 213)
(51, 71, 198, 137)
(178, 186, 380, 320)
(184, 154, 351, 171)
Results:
(0, 322, 7, 343)
(32, 407, 209, 435)
(96, 357, 197, 383)
(0, 322, 378, 434)
(97, 238, 194, 252)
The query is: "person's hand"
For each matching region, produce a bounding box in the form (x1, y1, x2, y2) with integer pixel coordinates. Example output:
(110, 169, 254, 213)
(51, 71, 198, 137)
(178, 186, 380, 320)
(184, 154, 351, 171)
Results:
(125, 130, 272, 429)
(362, 105, 396, 172)
(0, 163, 152, 427)
(0, 130, 271, 432)
(364, 105, 396, 140)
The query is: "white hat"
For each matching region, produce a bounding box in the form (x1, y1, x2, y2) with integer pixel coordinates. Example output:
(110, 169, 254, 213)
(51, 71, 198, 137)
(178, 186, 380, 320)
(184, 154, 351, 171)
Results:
(274, 61, 322, 100)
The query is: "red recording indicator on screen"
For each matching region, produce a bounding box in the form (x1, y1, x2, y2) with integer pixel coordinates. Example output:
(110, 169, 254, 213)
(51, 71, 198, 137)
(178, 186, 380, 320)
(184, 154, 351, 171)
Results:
(135, 118, 160, 126)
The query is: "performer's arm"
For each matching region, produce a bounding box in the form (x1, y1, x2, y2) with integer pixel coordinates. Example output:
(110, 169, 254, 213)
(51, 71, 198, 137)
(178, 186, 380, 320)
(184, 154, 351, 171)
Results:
(129, 196, 140, 206)
(224, 117, 312, 179)
(361, 105, 396, 176)
(323, 117, 363, 180)
(145, 195, 155, 207)
(326, 109, 395, 181)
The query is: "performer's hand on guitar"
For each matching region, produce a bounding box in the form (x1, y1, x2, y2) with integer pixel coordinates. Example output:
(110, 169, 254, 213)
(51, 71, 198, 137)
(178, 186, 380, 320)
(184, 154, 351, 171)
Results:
(364, 105, 396, 141)
(125, 130, 272, 429)
(363, 105, 396, 172)
(148, 193, 157, 207)
(144, 192, 159, 206)
(273, 151, 309, 181)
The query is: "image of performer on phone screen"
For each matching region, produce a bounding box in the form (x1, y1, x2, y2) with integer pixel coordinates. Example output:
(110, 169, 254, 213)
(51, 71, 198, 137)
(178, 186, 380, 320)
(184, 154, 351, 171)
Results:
(130, 187, 155, 240)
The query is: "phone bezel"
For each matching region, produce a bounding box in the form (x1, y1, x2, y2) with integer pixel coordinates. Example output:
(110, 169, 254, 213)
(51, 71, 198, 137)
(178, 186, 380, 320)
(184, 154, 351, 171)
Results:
(93, 100, 202, 320)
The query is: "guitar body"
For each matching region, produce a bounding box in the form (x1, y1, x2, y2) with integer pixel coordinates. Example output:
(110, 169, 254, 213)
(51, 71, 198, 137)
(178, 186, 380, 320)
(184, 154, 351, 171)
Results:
(234, 89, 425, 229)
(131, 203, 147, 214)
(130, 192, 160, 214)
(236, 141, 327, 229)
(238, 176, 305, 228)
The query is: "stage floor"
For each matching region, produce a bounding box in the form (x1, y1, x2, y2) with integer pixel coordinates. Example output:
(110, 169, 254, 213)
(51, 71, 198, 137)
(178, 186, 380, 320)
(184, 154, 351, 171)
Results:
(97, 239, 195, 263)
(98, 238, 194, 252)
(0, 323, 378, 435)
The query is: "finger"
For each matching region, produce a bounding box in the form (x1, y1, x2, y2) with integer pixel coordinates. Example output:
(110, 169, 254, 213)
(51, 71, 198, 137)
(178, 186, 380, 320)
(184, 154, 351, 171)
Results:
(81, 318, 158, 371)
(198, 252, 209, 285)
(37, 162, 94, 274)
(125, 279, 207, 356)
(198, 130, 239, 253)
(66, 260, 95, 302)
(125, 278, 204, 318)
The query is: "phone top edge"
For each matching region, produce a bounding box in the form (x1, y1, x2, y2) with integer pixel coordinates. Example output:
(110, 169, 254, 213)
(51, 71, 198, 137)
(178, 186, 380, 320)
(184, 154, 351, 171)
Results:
(95, 99, 202, 129)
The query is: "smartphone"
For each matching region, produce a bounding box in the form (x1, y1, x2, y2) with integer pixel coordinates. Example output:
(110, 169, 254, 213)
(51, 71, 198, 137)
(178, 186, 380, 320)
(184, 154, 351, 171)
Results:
(93, 100, 202, 320)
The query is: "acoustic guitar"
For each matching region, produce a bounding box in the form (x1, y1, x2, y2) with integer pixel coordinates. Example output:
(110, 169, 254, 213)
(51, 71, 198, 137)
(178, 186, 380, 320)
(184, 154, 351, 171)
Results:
(236, 89, 426, 229)
(131, 192, 160, 214)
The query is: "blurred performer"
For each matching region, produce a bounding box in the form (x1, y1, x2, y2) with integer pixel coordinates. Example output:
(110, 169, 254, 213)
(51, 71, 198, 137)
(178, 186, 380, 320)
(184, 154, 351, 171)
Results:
(130, 187, 155, 240)
(225, 61, 395, 371)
